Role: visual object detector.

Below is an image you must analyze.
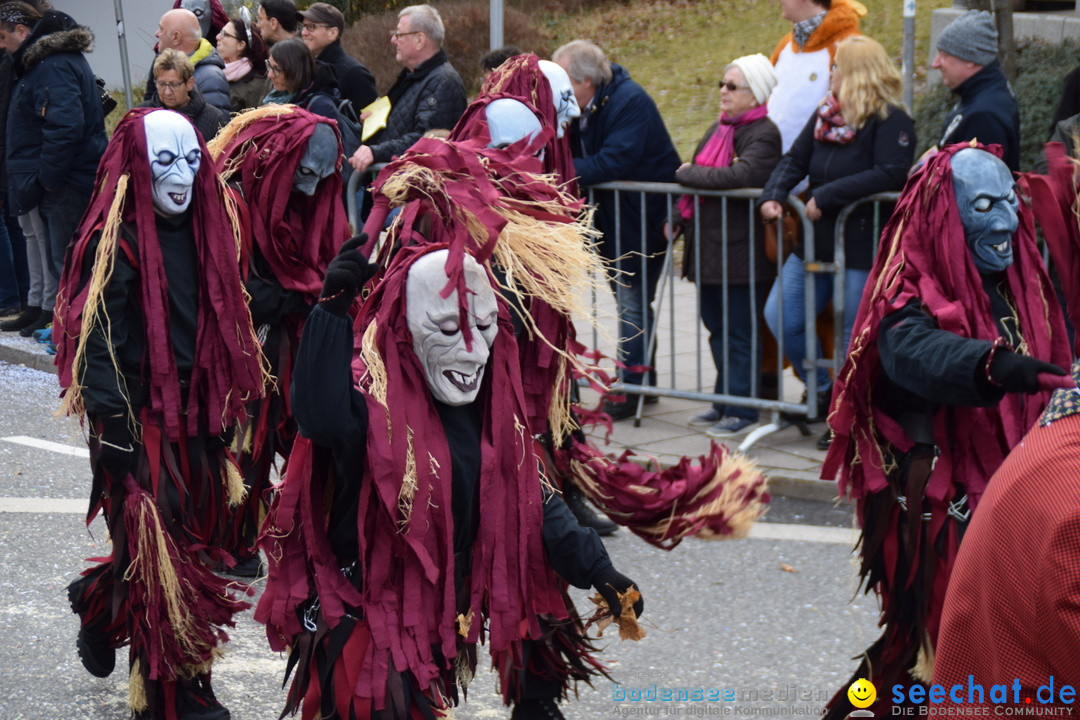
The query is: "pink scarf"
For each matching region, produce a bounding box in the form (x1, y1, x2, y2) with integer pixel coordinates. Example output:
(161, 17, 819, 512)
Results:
(678, 104, 770, 220)
(224, 57, 252, 82)
(813, 92, 856, 144)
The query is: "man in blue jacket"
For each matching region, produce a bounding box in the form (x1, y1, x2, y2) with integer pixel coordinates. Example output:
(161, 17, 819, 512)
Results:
(932, 10, 1019, 171)
(1, 3, 106, 337)
(553, 40, 681, 421)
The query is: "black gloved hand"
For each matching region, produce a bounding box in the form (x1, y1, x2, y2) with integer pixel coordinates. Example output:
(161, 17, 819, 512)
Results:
(988, 349, 1067, 394)
(95, 414, 136, 481)
(319, 233, 376, 317)
(592, 565, 644, 619)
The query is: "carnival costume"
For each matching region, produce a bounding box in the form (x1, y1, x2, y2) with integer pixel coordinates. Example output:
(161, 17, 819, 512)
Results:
(208, 106, 348, 571)
(821, 144, 1071, 717)
(56, 108, 264, 720)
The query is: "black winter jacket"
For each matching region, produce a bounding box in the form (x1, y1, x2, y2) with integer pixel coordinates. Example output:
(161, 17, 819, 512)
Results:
(368, 50, 466, 163)
(316, 41, 376, 115)
(938, 61, 1019, 171)
(6, 10, 107, 215)
(760, 104, 915, 270)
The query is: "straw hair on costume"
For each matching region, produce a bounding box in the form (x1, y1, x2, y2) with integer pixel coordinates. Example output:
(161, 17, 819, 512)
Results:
(207, 103, 297, 162)
(727, 53, 776, 106)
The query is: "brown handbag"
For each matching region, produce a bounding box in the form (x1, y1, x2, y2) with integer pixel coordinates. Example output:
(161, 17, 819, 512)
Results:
(763, 203, 800, 263)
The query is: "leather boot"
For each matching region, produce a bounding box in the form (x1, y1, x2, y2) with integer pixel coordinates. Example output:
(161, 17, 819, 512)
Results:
(176, 674, 230, 720)
(563, 482, 617, 536)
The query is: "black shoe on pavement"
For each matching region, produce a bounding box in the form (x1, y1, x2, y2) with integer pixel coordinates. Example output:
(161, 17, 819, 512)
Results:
(511, 698, 567, 720)
(816, 429, 833, 451)
(602, 399, 638, 422)
(563, 483, 618, 536)
(223, 553, 264, 578)
(0, 303, 23, 318)
(76, 626, 116, 678)
(18, 309, 50, 338)
(1, 305, 39, 332)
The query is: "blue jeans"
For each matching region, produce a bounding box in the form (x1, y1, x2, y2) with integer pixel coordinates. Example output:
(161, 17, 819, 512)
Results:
(763, 254, 870, 391)
(612, 250, 665, 386)
(699, 283, 768, 421)
(0, 207, 28, 307)
(38, 186, 91, 279)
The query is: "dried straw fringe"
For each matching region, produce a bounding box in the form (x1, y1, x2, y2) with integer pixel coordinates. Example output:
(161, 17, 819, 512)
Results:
(911, 632, 935, 683)
(206, 104, 296, 162)
(58, 174, 140, 438)
(129, 658, 148, 712)
(224, 456, 247, 506)
(693, 453, 768, 540)
(398, 427, 417, 528)
(122, 491, 215, 668)
(360, 321, 387, 407)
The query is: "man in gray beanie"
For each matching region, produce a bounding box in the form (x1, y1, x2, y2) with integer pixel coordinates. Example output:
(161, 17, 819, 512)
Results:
(932, 9, 1019, 170)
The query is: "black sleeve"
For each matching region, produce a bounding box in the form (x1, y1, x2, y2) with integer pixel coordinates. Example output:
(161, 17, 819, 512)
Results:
(291, 304, 367, 447)
(811, 109, 915, 212)
(370, 75, 466, 163)
(759, 114, 816, 205)
(540, 486, 613, 589)
(878, 301, 1005, 407)
(245, 271, 311, 326)
(343, 66, 378, 112)
(80, 235, 139, 418)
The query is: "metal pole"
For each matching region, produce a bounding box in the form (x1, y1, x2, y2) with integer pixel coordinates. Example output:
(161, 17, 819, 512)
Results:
(113, 0, 134, 110)
(903, 0, 916, 111)
(489, 0, 503, 51)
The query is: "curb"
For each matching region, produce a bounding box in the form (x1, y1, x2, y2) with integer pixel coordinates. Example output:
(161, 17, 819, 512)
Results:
(0, 336, 842, 504)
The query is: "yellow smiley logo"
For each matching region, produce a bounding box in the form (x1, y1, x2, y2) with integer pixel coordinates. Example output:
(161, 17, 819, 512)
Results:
(847, 678, 876, 709)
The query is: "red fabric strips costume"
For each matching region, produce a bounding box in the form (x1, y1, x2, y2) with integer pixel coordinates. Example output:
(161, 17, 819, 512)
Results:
(821, 143, 1070, 716)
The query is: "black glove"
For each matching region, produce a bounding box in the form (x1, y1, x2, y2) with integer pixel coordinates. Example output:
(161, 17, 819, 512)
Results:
(592, 565, 644, 619)
(319, 234, 376, 317)
(95, 414, 136, 481)
(988, 349, 1067, 394)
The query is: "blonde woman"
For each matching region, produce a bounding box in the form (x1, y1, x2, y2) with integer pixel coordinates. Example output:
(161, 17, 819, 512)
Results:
(759, 35, 915, 443)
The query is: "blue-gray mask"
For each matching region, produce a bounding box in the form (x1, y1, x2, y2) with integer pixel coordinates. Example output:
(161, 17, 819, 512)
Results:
(951, 148, 1019, 275)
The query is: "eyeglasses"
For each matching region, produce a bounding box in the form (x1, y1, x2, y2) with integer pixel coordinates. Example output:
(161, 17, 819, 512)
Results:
(390, 30, 422, 40)
(155, 80, 185, 91)
(219, 30, 240, 41)
(265, 60, 282, 75)
(719, 81, 750, 92)
(301, 22, 329, 32)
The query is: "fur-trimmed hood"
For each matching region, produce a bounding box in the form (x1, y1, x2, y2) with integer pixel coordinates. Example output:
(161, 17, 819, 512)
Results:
(16, 10, 93, 74)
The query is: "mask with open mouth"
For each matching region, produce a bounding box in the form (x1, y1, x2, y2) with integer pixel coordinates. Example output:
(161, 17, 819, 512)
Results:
(146, 110, 201, 216)
(952, 147, 1019, 275)
(406, 249, 498, 406)
(293, 122, 338, 196)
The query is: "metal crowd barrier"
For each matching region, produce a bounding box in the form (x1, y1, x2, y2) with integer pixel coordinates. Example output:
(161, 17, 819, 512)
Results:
(583, 181, 900, 451)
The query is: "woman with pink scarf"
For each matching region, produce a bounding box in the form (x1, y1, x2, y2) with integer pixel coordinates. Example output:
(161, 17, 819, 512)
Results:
(216, 15, 269, 112)
(676, 53, 782, 438)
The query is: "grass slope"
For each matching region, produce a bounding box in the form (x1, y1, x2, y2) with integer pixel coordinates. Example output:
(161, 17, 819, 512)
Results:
(543, 0, 953, 158)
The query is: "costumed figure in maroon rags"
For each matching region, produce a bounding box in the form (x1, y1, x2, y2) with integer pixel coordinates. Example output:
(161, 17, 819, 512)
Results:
(207, 104, 349, 576)
(54, 107, 266, 720)
(821, 142, 1074, 718)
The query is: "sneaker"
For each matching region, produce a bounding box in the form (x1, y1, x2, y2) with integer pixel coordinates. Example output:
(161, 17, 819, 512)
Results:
(511, 698, 566, 720)
(76, 626, 115, 678)
(705, 416, 755, 438)
(689, 408, 721, 427)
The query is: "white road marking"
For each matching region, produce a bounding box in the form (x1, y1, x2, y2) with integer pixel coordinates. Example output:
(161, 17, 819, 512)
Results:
(0, 497, 85, 514)
(747, 522, 856, 545)
(2, 435, 89, 458)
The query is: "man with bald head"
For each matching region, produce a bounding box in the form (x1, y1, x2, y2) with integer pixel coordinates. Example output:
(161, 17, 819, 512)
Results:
(144, 8, 230, 113)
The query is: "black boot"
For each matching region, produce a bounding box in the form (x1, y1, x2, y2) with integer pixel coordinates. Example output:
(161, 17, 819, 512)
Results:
(19, 308, 51, 337)
(0, 305, 39, 332)
(563, 482, 618, 536)
(176, 675, 230, 720)
(511, 698, 566, 720)
(67, 580, 115, 678)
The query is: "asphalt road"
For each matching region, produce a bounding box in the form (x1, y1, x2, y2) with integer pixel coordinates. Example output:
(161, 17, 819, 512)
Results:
(0, 360, 878, 720)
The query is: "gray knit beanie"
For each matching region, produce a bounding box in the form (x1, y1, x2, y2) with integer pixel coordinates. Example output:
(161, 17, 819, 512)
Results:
(937, 10, 998, 66)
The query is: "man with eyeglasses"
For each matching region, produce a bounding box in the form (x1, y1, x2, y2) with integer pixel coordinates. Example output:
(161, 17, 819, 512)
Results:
(256, 0, 298, 46)
(141, 48, 228, 143)
(347, 4, 466, 175)
(296, 2, 376, 114)
(146, 8, 231, 113)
